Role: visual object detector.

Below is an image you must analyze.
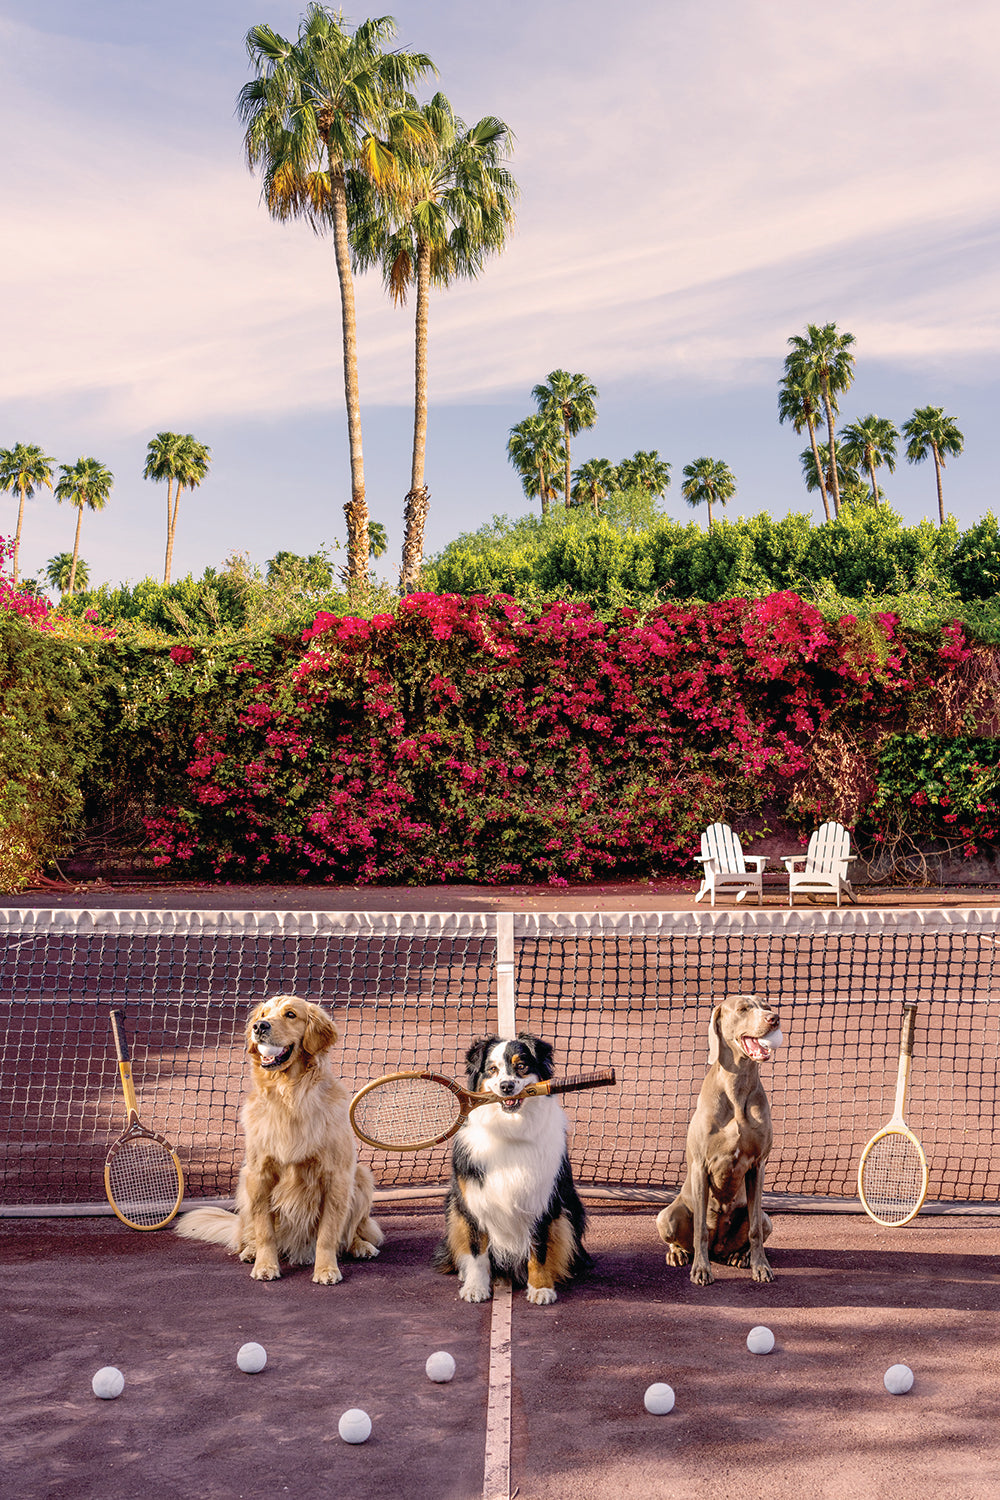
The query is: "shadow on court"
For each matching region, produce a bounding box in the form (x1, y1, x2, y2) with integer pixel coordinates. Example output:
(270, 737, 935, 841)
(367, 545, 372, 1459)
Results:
(5, 1207, 1000, 1500)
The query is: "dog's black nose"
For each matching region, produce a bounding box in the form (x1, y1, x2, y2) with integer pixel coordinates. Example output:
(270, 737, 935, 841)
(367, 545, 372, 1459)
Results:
(253, 1020, 271, 1037)
(498, 1079, 518, 1096)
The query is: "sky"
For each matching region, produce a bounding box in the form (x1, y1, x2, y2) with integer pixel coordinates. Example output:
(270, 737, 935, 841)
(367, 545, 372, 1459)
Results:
(2, 0, 999, 591)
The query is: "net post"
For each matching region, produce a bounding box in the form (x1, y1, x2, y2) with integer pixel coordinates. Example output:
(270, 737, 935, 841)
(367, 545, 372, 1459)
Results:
(496, 913, 516, 1035)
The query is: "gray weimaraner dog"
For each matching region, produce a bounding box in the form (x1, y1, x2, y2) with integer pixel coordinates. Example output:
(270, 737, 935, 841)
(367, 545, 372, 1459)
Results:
(656, 994, 782, 1285)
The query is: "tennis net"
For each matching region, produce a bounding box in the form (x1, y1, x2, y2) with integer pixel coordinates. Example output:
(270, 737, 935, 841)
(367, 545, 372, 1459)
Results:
(1, 906, 998, 1216)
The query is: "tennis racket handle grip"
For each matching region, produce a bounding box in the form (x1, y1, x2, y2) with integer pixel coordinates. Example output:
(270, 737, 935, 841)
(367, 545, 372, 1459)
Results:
(901, 1004, 916, 1056)
(547, 1069, 617, 1094)
(110, 1009, 130, 1062)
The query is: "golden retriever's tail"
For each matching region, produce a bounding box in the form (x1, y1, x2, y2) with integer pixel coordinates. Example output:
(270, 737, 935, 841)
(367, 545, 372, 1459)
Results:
(174, 1205, 241, 1249)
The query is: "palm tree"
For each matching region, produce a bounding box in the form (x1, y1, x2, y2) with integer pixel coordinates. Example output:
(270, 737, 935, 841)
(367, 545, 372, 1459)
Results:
(532, 370, 599, 508)
(616, 450, 671, 498)
(238, 7, 434, 589)
(46, 551, 89, 595)
(0, 442, 55, 582)
(901, 405, 964, 526)
(145, 433, 211, 585)
(681, 457, 736, 531)
(571, 457, 619, 514)
(368, 520, 388, 559)
(799, 441, 861, 505)
(778, 372, 830, 520)
(54, 458, 113, 595)
(507, 414, 565, 517)
(352, 94, 517, 590)
(783, 323, 856, 515)
(839, 415, 899, 504)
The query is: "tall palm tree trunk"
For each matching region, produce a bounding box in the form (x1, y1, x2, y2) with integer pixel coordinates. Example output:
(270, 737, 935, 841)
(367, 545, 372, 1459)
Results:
(562, 419, 572, 508)
(165, 483, 183, 586)
(69, 508, 84, 595)
(537, 462, 550, 517)
(821, 378, 841, 516)
(400, 239, 432, 592)
(13, 484, 27, 583)
(329, 160, 369, 589)
(806, 417, 830, 522)
(932, 444, 945, 526)
(868, 459, 879, 503)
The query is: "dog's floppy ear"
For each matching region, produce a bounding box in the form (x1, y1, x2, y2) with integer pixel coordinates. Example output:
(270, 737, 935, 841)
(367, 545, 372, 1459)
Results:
(517, 1032, 554, 1080)
(464, 1036, 497, 1082)
(302, 1002, 339, 1057)
(707, 1005, 723, 1065)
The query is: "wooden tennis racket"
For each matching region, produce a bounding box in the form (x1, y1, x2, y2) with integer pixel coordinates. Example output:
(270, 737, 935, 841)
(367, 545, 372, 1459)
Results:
(857, 1002, 928, 1226)
(350, 1067, 617, 1151)
(104, 1009, 184, 1230)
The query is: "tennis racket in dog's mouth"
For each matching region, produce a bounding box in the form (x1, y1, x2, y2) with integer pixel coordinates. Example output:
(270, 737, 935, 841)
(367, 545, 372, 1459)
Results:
(104, 1009, 184, 1230)
(857, 1002, 929, 1227)
(349, 1067, 617, 1152)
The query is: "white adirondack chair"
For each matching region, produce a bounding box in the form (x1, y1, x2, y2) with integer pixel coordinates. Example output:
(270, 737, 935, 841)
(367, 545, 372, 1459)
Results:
(783, 821, 856, 907)
(694, 822, 768, 907)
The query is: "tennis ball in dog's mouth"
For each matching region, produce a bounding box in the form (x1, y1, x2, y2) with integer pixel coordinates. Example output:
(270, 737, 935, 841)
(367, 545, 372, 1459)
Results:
(761, 1028, 783, 1051)
(338, 1408, 372, 1443)
(426, 1351, 456, 1382)
(747, 1325, 775, 1355)
(883, 1363, 914, 1395)
(92, 1366, 125, 1399)
(643, 1382, 675, 1414)
(236, 1342, 267, 1373)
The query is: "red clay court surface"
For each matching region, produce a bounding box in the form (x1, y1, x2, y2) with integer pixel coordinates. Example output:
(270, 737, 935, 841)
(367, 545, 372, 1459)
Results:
(5, 1204, 1000, 1500)
(5, 878, 1000, 1498)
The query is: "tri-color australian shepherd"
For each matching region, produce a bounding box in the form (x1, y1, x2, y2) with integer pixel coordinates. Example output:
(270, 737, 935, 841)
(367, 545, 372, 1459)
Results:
(433, 1034, 589, 1306)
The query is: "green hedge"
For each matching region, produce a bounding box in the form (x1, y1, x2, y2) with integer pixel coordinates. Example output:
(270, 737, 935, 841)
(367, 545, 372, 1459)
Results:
(0, 615, 102, 889)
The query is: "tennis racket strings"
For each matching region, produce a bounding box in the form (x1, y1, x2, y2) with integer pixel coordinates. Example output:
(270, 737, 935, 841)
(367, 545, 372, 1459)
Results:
(857, 1132, 927, 1225)
(351, 1074, 463, 1149)
(106, 1131, 186, 1228)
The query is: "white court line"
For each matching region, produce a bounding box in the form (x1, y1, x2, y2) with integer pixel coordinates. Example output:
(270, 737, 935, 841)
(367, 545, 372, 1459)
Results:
(482, 1281, 513, 1500)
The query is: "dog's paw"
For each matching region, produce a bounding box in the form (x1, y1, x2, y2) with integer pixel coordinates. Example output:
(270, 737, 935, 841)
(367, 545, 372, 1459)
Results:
(751, 1260, 774, 1283)
(238, 1246, 256, 1264)
(349, 1236, 381, 1260)
(689, 1263, 715, 1286)
(250, 1260, 281, 1281)
(664, 1245, 691, 1268)
(526, 1285, 557, 1306)
(313, 1263, 344, 1285)
(459, 1280, 492, 1303)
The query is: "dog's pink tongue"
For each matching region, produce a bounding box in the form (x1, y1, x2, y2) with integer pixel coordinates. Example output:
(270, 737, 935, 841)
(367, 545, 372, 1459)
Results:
(743, 1036, 769, 1060)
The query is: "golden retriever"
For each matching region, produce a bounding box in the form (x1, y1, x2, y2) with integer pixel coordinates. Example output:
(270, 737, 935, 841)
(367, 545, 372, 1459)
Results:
(175, 996, 383, 1282)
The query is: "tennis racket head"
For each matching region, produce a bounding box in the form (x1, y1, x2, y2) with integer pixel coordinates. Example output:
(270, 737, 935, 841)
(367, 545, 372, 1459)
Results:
(350, 1072, 468, 1151)
(857, 1126, 929, 1226)
(105, 1117, 185, 1230)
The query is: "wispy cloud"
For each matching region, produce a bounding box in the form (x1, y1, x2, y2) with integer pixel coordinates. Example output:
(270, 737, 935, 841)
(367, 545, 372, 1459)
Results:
(2, 0, 998, 440)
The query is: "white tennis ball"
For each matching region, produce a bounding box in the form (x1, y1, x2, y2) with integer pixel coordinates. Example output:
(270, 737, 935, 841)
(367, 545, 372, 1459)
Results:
(92, 1366, 125, 1400)
(762, 1028, 783, 1051)
(237, 1342, 267, 1373)
(426, 1350, 456, 1383)
(338, 1408, 372, 1444)
(883, 1363, 914, 1395)
(644, 1382, 675, 1414)
(747, 1325, 775, 1355)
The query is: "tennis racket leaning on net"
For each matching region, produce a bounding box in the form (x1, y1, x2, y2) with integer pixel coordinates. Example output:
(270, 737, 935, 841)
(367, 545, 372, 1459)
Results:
(857, 1001, 929, 1226)
(104, 1008, 184, 1230)
(350, 1067, 617, 1151)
